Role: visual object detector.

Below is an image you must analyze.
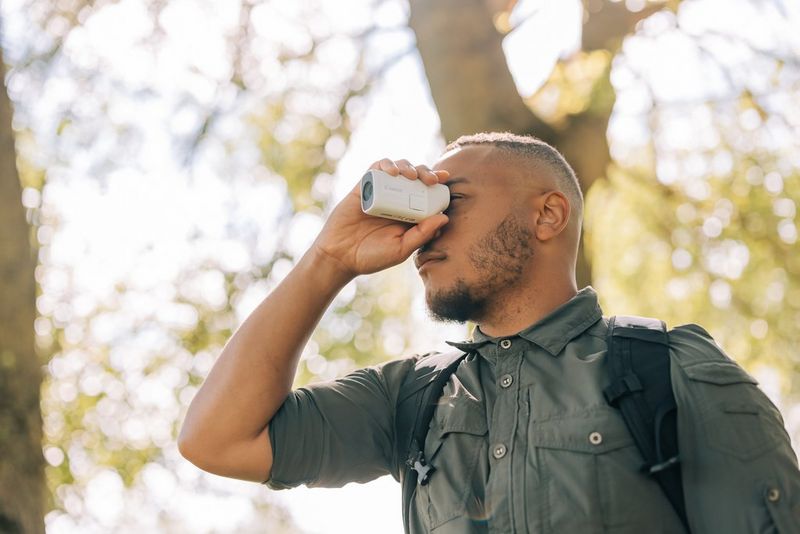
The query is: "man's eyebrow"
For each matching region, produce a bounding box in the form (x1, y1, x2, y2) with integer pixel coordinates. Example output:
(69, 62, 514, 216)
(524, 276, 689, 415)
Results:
(443, 177, 470, 188)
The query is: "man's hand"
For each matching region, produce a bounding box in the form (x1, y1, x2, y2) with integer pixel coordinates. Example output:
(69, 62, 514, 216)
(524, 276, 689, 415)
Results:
(311, 159, 450, 278)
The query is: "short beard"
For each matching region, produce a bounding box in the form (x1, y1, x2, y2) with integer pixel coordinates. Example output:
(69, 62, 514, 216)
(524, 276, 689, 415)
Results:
(426, 278, 486, 324)
(426, 210, 533, 324)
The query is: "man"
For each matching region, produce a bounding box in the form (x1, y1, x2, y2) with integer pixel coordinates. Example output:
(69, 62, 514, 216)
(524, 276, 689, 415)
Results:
(179, 132, 800, 533)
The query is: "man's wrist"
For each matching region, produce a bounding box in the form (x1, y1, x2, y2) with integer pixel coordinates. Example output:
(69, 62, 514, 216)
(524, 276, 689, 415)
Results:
(302, 246, 356, 289)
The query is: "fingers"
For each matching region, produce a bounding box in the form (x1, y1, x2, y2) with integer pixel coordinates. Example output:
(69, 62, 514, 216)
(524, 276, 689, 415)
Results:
(369, 158, 401, 176)
(414, 164, 439, 186)
(395, 159, 417, 180)
(400, 213, 449, 257)
(368, 159, 443, 186)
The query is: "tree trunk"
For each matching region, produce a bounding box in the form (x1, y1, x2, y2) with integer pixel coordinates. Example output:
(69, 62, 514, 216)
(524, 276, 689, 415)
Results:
(0, 46, 45, 534)
(408, 0, 557, 146)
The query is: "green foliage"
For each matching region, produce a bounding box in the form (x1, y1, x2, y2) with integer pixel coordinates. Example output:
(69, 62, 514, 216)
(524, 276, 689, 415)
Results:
(528, 50, 615, 126)
(11, 0, 378, 523)
(4, 0, 799, 530)
(586, 139, 800, 391)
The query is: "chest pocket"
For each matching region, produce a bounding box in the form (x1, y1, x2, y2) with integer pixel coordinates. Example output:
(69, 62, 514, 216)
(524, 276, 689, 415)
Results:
(418, 393, 488, 530)
(529, 408, 686, 534)
(681, 361, 783, 461)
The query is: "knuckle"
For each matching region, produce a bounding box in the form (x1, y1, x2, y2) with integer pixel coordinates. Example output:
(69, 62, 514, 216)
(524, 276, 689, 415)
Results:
(379, 158, 399, 174)
(398, 160, 418, 178)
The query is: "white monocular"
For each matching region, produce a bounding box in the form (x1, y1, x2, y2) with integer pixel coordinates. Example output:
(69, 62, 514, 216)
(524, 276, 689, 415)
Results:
(360, 169, 450, 223)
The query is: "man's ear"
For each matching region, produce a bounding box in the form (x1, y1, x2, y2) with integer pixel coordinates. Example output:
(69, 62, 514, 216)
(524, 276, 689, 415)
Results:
(534, 191, 570, 242)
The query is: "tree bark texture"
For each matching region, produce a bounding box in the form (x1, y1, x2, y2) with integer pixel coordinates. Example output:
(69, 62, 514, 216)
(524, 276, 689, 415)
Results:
(0, 46, 45, 534)
(408, 0, 558, 146)
(407, 0, 667, 289)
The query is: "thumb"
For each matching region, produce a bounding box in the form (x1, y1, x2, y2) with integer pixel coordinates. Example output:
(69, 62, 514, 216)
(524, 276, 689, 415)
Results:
(400, 214, 449, 256)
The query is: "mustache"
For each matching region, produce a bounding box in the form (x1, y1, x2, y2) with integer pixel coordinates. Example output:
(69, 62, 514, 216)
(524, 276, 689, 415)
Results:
(415, 242, 439, 258)
(413, 242, 448, 270)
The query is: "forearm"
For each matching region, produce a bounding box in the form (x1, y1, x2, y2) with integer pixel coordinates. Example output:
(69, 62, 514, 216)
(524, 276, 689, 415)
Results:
(178, 247, 353, 476)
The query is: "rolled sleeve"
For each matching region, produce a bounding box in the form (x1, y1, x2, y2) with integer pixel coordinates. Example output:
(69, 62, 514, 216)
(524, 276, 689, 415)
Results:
(266, 356, 418, 490)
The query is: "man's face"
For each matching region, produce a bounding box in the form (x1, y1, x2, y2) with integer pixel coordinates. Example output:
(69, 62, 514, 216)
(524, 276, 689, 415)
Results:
(415, 145, 536, 324)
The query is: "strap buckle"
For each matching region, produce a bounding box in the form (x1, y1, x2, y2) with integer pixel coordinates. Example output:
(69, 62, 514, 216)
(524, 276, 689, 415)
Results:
(406, 440, 436, 486)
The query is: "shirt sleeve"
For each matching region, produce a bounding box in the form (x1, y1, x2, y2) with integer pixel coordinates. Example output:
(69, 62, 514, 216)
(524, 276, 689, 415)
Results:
(265, 355, 418, 490)
(669, 323, 800, 533)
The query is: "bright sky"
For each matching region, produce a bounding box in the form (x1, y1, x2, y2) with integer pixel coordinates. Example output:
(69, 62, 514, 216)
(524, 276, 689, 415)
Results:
(2, 0, 799, 532)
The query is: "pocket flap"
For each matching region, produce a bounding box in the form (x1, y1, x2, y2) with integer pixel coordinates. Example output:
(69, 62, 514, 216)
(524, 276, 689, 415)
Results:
(432, 395, 488, 437)
(530, 408, 633, 454)
(682, 361, 758, 386)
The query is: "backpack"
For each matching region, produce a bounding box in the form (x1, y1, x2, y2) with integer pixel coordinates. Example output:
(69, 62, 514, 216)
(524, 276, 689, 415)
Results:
(394, 315, 689, 532)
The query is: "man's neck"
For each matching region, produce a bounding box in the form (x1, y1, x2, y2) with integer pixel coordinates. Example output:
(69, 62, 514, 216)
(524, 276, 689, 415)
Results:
(477, 282, 578, 338)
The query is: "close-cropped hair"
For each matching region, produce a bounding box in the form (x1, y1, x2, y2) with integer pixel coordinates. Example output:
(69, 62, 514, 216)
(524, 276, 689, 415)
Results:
(445, 132, 583, 220)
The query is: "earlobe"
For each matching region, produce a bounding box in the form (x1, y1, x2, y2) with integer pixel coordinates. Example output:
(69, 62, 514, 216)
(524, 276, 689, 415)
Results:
(534, 192, 570, 241)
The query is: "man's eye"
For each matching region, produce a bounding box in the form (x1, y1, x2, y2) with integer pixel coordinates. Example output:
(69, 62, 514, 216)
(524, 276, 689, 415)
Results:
(444, 197, 460, 215)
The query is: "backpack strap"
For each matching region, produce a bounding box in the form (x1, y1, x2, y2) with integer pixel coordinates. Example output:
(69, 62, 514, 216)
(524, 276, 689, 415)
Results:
(396, 350, 469, 533)
(603, 315, 689, 531)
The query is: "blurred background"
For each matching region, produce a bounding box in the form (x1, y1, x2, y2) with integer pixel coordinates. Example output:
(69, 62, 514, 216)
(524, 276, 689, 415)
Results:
(1, 0, 798, 532)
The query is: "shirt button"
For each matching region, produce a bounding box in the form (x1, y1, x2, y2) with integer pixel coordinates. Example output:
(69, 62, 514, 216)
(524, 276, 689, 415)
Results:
(500, 374, 514, 388)
(499, 339, 512, 349)
(589, 431, 603, 445)
(767, 488, 781, 502)
(492, 444, 507, 459)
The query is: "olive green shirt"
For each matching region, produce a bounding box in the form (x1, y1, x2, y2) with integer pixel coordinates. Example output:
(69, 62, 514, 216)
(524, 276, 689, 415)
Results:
(267, 287, 800, 533)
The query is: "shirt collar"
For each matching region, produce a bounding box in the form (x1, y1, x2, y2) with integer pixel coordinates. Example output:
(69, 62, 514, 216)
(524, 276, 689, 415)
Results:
(445, 287, 603, 356)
